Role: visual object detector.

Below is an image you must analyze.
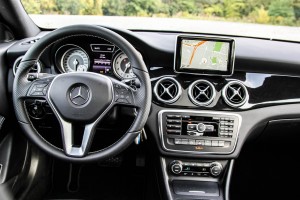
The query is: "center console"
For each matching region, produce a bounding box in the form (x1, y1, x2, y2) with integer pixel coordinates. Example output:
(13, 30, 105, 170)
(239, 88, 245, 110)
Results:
(157, 110, 240, 200)
(156, 35, 238, 200)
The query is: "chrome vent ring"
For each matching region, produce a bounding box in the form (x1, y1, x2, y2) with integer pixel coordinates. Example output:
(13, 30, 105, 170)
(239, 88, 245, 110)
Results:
(154, 77, 182, 104)
(13, 56, 41, 76)
(222, 81, 249, 107)
(188, 80, 216, 106)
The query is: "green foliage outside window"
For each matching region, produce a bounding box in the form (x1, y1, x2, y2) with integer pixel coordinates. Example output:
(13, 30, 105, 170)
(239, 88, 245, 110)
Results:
(21, 0, 300, 26)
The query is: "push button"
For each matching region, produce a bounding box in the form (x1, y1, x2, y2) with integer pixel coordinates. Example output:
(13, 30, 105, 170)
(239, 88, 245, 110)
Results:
(195, 140, 204, 145)
(187, 124, 197, 131)
(174, 138, 182, 144)
(204, 140, 212, 146)
(218, 141, 225, 147)
(188, 139, 196, 145)
(212, 141, 219, 147)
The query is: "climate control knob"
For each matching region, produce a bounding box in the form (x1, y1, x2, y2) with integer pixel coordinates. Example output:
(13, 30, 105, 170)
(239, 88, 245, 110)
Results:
(210, 162, 223, 177)
(170, 161, 183, 174)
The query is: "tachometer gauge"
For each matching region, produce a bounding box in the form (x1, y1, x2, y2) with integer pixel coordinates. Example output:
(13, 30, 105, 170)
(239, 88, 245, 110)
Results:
(113, 52, 136, 79)
(61, 48, 89, 72)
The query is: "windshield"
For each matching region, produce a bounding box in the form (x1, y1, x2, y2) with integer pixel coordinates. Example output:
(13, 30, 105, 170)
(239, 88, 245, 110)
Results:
(21, 0, 300, 41)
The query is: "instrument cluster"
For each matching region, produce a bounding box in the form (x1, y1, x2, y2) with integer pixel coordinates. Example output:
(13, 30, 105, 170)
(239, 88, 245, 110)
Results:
(54, 42, 136, 80)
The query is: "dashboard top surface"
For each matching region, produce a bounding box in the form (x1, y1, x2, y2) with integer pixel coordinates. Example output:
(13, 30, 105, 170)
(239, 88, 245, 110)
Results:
(6, 29, 300, 77)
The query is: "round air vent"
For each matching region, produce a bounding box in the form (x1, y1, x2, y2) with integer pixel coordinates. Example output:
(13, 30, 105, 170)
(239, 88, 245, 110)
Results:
(13, 56, 41, 76)
(222, 81, 249, 107)
(154, 77, 182, 104)
(188, 80, 216, 106)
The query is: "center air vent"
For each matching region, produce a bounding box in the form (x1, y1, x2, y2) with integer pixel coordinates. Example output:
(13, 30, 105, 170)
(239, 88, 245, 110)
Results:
(222, 81, 249, 107)
(13, 56, 41, 76)
(188, 80, 216, 106)
(154, 77, 182, 104)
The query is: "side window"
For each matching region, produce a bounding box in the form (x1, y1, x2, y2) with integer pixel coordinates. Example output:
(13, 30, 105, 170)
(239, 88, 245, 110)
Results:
(0, 23, 14, 43)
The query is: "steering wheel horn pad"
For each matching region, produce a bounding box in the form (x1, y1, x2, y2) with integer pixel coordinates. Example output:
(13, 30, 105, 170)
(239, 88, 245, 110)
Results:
(48, 72, 113, 123)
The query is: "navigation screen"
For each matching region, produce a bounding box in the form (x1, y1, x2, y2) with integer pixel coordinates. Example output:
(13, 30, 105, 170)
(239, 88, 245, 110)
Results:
(175, 36, 235, 76)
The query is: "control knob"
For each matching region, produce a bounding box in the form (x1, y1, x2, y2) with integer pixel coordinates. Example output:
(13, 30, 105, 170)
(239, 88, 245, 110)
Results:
(210, 162, 223, 177)
(170, 160, 183, 175)
(197, 123, 206, 132)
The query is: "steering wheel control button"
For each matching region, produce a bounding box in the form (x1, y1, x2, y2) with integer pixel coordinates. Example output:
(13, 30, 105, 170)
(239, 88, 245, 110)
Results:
(69, 84, 90, 106)
(27, 100, 45, 118)
(113, 84, 134, 105)
(28, 82, 49, 96)
(27, 73, 38, 81)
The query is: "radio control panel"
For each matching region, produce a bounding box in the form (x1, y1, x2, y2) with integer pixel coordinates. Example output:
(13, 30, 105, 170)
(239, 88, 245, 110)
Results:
(158, 110, 241, 154)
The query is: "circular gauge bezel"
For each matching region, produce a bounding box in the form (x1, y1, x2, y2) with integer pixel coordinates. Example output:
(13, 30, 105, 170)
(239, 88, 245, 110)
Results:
(112, 52, 136, 79)
(13, 56, 42, 76)
(55, 44, 90, 73)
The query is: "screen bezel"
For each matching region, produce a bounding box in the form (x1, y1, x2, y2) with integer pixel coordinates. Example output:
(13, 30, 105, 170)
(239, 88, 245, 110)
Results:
(174, 35, 235, 76)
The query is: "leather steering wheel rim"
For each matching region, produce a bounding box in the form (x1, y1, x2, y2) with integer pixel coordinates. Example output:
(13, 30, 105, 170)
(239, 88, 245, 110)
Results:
(12, 25, 152, 162)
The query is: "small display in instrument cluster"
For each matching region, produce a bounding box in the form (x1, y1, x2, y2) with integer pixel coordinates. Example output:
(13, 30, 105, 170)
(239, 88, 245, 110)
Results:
(91, 44, 115, 75)
(92, 52, 113, 75)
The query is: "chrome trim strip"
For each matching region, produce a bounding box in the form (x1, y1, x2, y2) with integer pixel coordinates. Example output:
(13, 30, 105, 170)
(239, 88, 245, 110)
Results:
(154, 77, 182, 104)
(158, 109, 242, 155)
(47, 72, 115, 157)
(188, 79, 216, 106)
(225, 159, 235, 200)
(160, 157, 173, 200)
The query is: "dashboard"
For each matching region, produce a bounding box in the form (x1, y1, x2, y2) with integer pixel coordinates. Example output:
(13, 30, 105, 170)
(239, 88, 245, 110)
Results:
(5, 28, 300, 157)
(3, 26, 300, 200)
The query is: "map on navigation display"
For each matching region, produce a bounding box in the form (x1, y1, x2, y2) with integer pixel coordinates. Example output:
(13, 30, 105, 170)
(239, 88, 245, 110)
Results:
(180, 39, 230, 71)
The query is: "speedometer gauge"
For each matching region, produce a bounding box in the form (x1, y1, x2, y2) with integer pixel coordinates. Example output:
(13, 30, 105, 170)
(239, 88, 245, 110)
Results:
(113, 52, 136, 79)
(61, 48, 89, 72)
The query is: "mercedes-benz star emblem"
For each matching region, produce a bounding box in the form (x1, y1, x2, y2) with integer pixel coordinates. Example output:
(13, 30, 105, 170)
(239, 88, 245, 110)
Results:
(69, 84, 90, 106)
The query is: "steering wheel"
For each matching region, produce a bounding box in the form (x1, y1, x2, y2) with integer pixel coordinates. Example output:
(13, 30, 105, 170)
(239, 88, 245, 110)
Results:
(12, 25, 151, 162)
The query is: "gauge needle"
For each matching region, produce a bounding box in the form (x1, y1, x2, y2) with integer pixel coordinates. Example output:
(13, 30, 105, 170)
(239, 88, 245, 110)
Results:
(73, 59, 79, 70)
(124, 62, 131, 72)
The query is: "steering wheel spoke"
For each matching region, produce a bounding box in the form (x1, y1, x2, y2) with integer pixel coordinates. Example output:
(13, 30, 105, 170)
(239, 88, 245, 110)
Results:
(58, 118, 97, 157)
